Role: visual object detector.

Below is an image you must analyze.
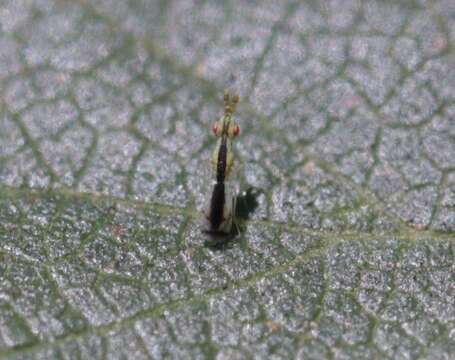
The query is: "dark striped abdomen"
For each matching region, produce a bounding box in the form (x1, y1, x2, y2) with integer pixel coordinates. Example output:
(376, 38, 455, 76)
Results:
(209, 182, 225, 230)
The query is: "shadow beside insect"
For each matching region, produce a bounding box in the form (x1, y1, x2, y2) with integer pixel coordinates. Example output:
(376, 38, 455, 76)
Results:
(204, 187, 262, 250)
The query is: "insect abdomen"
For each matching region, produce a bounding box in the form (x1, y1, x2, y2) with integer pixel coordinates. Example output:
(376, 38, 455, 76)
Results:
(209, 182, 225, 230)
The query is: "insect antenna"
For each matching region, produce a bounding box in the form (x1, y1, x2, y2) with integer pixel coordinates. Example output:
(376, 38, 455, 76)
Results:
(223, 90, 240, 116)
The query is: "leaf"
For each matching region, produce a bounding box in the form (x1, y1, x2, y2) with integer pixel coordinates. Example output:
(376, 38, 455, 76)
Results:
(0, 0, 454, 359)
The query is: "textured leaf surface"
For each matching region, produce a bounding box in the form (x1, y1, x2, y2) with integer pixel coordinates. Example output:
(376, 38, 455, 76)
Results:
(0, 0, 454, 359)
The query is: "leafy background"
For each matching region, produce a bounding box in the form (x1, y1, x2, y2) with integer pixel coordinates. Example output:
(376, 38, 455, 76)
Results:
(0, 0, 454, 359)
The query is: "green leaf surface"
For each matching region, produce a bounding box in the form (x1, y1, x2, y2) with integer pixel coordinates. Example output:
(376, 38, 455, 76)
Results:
(0, 0, 454, 359)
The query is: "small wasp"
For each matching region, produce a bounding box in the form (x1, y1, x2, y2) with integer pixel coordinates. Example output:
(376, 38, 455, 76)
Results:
(204, 91, 241, 234)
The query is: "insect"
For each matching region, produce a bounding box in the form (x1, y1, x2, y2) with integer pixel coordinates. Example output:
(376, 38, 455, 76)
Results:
(204, 91, 241, 235)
